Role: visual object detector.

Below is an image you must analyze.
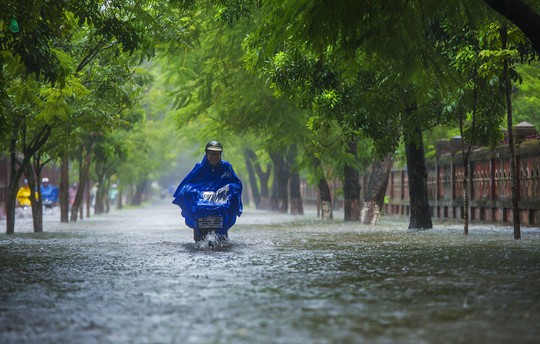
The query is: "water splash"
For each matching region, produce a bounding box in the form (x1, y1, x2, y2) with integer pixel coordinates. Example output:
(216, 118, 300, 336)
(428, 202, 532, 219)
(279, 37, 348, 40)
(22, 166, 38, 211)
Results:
(195, 232, 231, 251)
(1, 204, 539, 344)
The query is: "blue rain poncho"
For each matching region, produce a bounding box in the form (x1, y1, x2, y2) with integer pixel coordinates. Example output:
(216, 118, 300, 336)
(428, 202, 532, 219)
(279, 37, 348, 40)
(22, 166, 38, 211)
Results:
(40, 184, 59, 204)
(172, 155, 243, 236)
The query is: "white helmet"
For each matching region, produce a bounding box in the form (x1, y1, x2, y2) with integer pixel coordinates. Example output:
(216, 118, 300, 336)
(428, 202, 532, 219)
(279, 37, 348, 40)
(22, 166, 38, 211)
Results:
(205, 140, 223, 152)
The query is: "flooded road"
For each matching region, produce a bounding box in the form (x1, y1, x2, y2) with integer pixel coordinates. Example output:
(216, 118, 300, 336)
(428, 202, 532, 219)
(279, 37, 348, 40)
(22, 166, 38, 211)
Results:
(1, 202, 539, 344)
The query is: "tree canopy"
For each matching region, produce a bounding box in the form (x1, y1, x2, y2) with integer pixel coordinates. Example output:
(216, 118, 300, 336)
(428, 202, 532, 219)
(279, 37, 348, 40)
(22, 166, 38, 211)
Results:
(2, 0, 540, 234)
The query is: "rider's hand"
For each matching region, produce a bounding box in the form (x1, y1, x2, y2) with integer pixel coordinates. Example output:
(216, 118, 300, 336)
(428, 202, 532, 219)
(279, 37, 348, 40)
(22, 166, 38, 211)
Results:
(216, 185, 229, 198)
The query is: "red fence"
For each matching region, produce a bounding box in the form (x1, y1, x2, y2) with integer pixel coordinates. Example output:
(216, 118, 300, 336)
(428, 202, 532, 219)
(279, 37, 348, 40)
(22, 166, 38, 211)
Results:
(385, 140, 540, 225)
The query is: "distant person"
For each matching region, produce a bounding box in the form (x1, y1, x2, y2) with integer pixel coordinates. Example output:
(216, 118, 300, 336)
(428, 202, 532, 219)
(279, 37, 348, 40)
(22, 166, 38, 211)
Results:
(16, 179, 34, 208)
(69, 182, 78, 207)
(40, 177, 59, 208)
(109, 184, 118, 208)
(90, 183, 98, 207)
(172, 141, 243, 241)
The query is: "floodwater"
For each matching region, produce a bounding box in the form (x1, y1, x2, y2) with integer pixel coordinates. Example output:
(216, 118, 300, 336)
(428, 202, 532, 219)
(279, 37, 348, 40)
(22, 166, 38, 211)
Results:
(1, 202, 539, 344)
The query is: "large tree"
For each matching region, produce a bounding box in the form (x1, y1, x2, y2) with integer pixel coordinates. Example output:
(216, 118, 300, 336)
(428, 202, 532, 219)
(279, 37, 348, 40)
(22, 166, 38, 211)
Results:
(1, 0, 197, 233)
(161, 4, 310, 214)
(242, 0, 539, 229)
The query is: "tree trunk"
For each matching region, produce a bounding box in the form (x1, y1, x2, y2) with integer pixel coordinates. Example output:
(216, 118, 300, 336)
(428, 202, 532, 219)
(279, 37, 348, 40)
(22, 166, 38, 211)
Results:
(270, 176, 279, 211)
(106, 191, 111, 213)
(289, 170, 304, 215)
(5, 181, 18, 234)
(319, 179, 333, 220)
(94, 184, 106, 214)
(60, 157, 69, 223)
(315, 159, 333, 221)
(80, 200, 84, 219)
(501, 26, 521, 239)
(117, 188, 123, 210)
(71, 151, 91, 222)
(344, 140, 361, 221)
(462, 152, 470, 235)
(253, 153, 271, 210)
(30, 192, 43, 232)
(132, 180, 147, 206)
(244, 148, 261, 208)
(5, 118, 49, 233)
(6, 119, 21, 234)
(361, 153, 393, 225)
(269, 152, 288, 213)
(86, 177, 91, 218)
(404, 121, 433, 230)
(287, 146, 303, 215)
(6, 147, 25, 234)
(70, 180, 87, 222)
(257, 164, 271, 210)
(26, 163, 43, 233)
(24, 125, 51, 231)
(459, 92, 475, 236)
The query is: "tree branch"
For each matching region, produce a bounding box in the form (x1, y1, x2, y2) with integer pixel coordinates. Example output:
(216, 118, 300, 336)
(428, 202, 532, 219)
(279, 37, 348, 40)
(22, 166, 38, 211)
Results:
(483, 0, 540, 55)
(76, 39, 118, 72)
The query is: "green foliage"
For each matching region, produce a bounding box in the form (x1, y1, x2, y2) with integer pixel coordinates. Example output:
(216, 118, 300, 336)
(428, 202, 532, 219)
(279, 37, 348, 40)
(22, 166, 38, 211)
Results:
(514, 62, 540, 127)
(434, 15, 539, 156)
(0, 0, 204, 216)
(3, 0, 540, 215)
(159, 4, 306, 162)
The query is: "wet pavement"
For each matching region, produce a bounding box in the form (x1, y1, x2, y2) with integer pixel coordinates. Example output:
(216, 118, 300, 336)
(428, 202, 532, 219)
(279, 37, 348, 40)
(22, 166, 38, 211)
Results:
(1, 201, 539, 344)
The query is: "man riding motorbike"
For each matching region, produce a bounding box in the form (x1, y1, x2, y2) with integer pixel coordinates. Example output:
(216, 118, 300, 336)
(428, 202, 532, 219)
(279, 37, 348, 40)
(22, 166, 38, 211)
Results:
(40, 177, 59, 209)
(172, 141, 243, 242)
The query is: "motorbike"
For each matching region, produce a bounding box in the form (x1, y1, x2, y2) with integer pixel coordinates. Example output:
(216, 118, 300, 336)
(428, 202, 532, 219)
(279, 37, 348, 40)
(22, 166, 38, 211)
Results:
(176, 184, 242, 243)
(43, 198, 55, 209)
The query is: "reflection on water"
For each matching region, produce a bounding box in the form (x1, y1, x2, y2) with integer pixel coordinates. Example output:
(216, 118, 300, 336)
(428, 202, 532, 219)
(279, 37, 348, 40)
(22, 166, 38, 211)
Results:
(1, 204, 539, 344)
